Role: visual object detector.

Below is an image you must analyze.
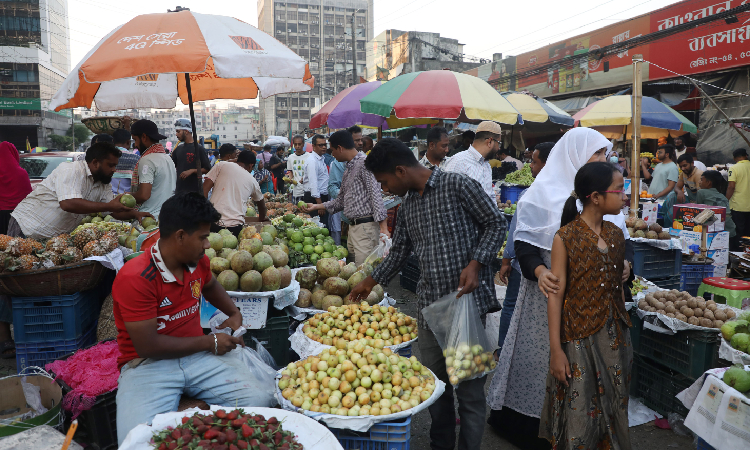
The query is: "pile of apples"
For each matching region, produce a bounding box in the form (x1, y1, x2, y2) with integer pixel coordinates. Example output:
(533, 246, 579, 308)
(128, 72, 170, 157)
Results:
(279, 341, 436, 417)
(302, 302, 418, 347)
(443, 343, 496, 386)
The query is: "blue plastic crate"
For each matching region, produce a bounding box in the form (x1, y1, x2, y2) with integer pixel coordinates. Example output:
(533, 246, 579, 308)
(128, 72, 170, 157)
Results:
(11, 290, 100, 343)
(329, 417, 411, 450)
(632, 243, 682, 280)
(500, 185, 526, 204)
(651, 275, 681, 290)
(397, 344, 412, 358)
(16, 325, 96, 373)
(680, 263, 715, 296)
(697, 437, 716, 450)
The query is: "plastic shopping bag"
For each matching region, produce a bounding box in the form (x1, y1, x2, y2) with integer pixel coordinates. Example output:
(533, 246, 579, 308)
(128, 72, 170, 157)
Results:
(251, 336, 280, 370)
(359, 234, 392, 276)
(422, 291, 497, 386)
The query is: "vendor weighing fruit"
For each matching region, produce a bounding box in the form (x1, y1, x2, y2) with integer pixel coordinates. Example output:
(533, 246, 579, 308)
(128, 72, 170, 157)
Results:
(113, 193, 276, 445)
(349, 138, 506, 450)
(9, 141, 152, 240)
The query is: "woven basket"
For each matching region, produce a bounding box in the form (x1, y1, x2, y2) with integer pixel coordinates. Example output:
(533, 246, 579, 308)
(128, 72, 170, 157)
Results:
(0, 260, 108, 297)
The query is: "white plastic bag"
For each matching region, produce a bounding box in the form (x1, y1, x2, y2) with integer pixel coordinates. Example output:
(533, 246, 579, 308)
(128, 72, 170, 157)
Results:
(422, 291, 497, 386)
(251, 336, 280, 370)
(359, 235, 392, 276)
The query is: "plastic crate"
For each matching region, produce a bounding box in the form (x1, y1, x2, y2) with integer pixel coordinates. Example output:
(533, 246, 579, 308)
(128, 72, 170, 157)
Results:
(500, 185, 526, 204)
(397, 344, 412, 358)
(75, 390, 117, 450)
(697, 437, 716, 450)
(631, 354, 693, 417)
(637, 325, 722, 379)
(651, 275, 681, 291)
(16, 325, 96, 373)
(681, 263, 716, 296)
(632, 243, 682, 280)
(629, 309, 642, 352)
(11, 290, 100, 343)
(329, 417, 411, 450)
(243, 310, 291, 367)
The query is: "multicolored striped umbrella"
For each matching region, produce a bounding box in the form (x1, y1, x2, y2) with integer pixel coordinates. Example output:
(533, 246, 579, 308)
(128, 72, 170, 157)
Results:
(359, 70, 520, 124)
(573, 95, 696, 138)
(309, 81, 435, 130)
(501, 92, 574, 126)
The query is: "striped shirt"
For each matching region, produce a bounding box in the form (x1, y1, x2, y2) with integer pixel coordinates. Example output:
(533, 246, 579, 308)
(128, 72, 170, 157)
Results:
(324, 152, 387, 222)
(12, 159, 114, 239)
(443, 145, 496, 201)
(371, 169, 507, 329)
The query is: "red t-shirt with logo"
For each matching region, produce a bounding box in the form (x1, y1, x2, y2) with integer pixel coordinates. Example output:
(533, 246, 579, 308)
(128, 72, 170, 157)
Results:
(113, 248, 212, 369)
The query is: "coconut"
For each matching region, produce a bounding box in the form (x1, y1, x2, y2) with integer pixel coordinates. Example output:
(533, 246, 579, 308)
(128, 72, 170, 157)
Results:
(317, 258, 341, 278)
(253, 252, 274, 273)
(230, 250, 254, 274)
(210, 257, 230, 273)
(323, 277, 349, 296)
(296, 288, 312, 307)
(372, 284, 385, 302)
(295, 268, 317, 290)
(240, 238, 264, 255)
(217, 270, 239, 291)
(348, 271, 366, 290)
(278, 265, 292, 288)
(311, 290, 328, 309)
(338, 263, 357, 281)
(321, 295, 343, 309)
(208, 233, 224, 251)
(269, 248, 289, 268)
(240, 270, 263, 292)
(261, 266, 281, 291)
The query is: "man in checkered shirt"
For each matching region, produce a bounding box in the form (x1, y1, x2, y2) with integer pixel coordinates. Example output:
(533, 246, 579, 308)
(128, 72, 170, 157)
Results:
(350, 138, 506, 450)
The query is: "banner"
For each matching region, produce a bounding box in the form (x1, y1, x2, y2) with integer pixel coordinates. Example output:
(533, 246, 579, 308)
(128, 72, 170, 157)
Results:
(0, 97, 41, 110)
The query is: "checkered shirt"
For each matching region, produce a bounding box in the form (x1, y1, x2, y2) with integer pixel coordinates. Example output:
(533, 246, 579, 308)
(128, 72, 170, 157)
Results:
(324, 152, 387, 221)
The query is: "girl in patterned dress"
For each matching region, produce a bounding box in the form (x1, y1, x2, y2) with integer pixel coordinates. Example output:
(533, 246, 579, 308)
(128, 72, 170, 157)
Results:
(541, 161, 633, 450)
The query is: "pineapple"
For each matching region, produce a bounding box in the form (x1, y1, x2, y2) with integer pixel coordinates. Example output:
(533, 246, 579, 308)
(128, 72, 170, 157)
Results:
(0, 252, 10, 272)
(73, 227, 98, 249)
(61, 247, 83, 264)
(7, 238, 32, 257)
(37, 251, 62, 266)
(45, 234, 71, 253)
(100, 236, 118, 254)
(16, 254, 38, 271)
(0, 234, 12, 251)
(28, 240, 44, 252)
(82, 241, 107, 258)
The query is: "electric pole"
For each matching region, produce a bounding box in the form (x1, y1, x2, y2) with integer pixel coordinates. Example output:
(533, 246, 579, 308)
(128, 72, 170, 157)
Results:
(351, 12, 357, 86)
(71, 110, 75, 151)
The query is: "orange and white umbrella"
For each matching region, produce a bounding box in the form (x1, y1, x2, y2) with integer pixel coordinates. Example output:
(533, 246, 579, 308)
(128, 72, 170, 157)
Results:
(50, 9, 314, 112)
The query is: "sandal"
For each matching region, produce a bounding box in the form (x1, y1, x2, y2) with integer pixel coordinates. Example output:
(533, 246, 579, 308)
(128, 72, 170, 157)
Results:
(1, 340, 15, 359)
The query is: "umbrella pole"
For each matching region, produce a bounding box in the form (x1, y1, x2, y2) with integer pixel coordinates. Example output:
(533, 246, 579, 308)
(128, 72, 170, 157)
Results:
(377, 126, 382, 140)
(184, 73, 203, 196)
(630, 56, 643, 218)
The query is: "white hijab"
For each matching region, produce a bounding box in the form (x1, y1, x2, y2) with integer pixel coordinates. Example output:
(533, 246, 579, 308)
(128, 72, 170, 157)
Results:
(515, 127, 625, 251)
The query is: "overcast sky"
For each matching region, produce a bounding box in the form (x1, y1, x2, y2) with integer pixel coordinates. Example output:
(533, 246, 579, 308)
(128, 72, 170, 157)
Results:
(66, 0, 683, 107)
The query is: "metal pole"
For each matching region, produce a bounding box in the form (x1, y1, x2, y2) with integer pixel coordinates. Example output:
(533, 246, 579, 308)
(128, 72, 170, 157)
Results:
(630, 55, 643, 217)
(688, 79, 750, 149)
(351, 12, 357, 86)
(184, 73, 203, 196)
(71, 111, 75, 151)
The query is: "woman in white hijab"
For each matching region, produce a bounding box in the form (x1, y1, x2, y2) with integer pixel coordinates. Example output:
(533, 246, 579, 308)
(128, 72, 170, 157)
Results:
(487, 128, 632, 448)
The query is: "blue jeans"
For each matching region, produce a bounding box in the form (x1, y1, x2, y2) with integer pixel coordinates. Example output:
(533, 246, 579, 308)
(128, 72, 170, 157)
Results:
(498, 267, 522, 351)
(116, 351, 273, 445)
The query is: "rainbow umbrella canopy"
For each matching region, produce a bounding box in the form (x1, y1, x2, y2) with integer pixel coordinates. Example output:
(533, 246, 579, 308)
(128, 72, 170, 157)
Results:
(359, 70, 521, 125)
(573, 95, 697, 139)
(309, 81, 434, 130)
(502, 92, 574, 127)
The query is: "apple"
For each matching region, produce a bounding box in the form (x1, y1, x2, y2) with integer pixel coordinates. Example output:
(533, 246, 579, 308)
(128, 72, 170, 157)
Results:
(360, 376, 372, 388)
(309, 388, 320, 399)
(328, 378, 341, 391)
(340, 380, 351, 394)
(359, 392, 371, 405)
(316, 371, 327, 382)
(382, 389, 393, 399)
(328, 395, 340, 407)
(372, 382, 383, 393)
(382, 371, 393, 384)
(359, 365, 372, 377)
(371, 369, 383, 383)
(292, 395, 304, 407)
(278, 377, 290, 390)
(342, 395, 355, 408)
(471, 344, 484, 356)
(317, 361, 329, 372)
(370, 390, 381, 403)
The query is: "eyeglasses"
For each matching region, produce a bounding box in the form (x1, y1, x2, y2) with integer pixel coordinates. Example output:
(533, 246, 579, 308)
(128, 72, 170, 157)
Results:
(488, 138, 501, 146)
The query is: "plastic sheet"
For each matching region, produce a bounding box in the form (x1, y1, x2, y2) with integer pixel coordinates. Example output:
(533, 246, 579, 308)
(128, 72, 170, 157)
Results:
(422, 291, 496, 386)
(629, 237, 682, 251)
(719, 337, 750, 365)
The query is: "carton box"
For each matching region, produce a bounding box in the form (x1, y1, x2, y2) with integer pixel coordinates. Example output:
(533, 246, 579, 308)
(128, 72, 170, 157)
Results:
(677, 230, 730, 252)
(672, 204, 726, 232)
(708, 249, 729, 265)
(712, 263, 727, 277)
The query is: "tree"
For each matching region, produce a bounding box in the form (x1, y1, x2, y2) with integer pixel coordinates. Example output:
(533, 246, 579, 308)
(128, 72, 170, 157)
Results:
(50, 134, 73, 149)
(66, 123, 91, 145)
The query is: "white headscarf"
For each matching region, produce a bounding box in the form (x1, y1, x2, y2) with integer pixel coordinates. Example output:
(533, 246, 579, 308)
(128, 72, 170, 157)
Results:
(514, 128, 617, 251)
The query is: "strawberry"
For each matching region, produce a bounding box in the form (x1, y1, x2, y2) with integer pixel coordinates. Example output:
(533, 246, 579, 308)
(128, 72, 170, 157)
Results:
(259, 444, 270, 450)
(249, 439, 260, 447)
(193, 417, 205, 427)
(158, 443, 167, 450)
(215, 410, 227, 419)
(167, 442, 178, 450)
(182, 416, 190, 424)
(229, 445, 239, 450)
(267, 417, 278, 425)
(236, 441, 248, 450)
(196, 425, 208, 434)
(204, 429, 219, 440)
(241, 424, 253, 438)
(231, 418, 245, 428)
(197, 440, 210, 447)
(216, 432, 227, 445)
(226, 410, 238, 420)
(225, 429, 237, 442)
(171, 429, 182, 440)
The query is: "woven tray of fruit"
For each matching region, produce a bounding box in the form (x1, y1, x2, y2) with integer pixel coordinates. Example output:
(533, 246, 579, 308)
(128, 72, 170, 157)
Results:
(276, 342, 445, 431)
(118, 406, 343, 450)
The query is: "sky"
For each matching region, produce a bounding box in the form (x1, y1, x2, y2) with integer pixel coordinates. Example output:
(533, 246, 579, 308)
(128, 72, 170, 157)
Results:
(65, 0, 685, 108)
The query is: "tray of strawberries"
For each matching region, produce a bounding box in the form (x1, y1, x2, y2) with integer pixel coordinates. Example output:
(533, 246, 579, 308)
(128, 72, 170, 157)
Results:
(119, 406, 344, 450)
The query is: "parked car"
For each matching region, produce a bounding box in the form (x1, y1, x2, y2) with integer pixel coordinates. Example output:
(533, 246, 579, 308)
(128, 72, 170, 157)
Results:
(19, 152, 85, 187)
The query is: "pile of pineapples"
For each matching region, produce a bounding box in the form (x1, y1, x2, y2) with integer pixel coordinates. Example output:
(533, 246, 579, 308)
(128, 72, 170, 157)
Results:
(0, 227, 118, 273)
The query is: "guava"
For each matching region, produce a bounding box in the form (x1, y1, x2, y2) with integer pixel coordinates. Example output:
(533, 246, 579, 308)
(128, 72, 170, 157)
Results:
(723, 365, 750, 392)
(731, 333, 750, 352)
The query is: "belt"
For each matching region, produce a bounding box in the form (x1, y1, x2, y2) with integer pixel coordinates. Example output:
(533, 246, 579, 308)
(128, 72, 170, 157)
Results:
(351, 216, 374, 225)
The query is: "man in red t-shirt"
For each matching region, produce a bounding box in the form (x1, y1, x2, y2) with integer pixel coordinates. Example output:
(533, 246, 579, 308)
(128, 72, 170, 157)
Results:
(113, 193, 275, 445)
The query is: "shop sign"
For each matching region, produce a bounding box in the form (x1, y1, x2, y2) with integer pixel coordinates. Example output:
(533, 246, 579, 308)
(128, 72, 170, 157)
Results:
(0, 97, 41, 110)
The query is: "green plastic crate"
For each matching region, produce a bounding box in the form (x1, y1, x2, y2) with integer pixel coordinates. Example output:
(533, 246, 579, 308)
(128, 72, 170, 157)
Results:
(243, 309, 291, 367)
(631, 354, 693, 417)
(637, 325, 721, 379)
(628, 309, 642, 352)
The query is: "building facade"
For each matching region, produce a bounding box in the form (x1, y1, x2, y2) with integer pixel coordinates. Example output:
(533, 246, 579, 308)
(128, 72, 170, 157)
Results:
(365, 30, 482, 82)
(0, 0, 71, 151)
(257, 0, 373, 137)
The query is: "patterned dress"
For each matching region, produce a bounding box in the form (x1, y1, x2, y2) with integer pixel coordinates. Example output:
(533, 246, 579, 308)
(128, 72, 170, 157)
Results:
(539, 218, 633, 450)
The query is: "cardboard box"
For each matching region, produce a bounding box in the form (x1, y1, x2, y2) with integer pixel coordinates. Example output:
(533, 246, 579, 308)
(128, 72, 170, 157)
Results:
(712, 263, 728, 277)
(0, 375, 62, 437)
(672, 204, 727, 232)
(708, 249, 729, 265)
(678, 230, 730, 252)
(200, 294, 272, 329)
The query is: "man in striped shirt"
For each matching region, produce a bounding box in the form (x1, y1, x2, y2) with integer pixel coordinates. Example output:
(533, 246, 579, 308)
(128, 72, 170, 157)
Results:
(302, 130, 388, 266)
(443, 121, 502, 202)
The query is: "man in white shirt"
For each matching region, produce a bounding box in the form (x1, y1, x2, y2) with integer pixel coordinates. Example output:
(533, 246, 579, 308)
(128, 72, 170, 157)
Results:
(286, 135, 308, 203)
(443, 121, 501, 202)
(203, 150, 267, 237)
(303, 134, 330, 226)
(11, 142, 151, 239)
